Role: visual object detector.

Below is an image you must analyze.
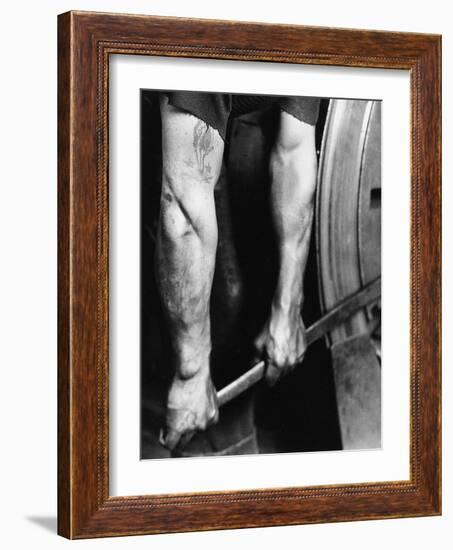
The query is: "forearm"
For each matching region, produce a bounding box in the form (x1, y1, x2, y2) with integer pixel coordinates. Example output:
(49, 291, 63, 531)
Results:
(269, 139, 317, 315)
(272, 208, 313, 316)
(156, 97, 225, 448)
(156, 186, 217, 379)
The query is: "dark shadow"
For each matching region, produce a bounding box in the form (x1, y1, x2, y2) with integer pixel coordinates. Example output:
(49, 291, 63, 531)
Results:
(26, 515, 57, 534)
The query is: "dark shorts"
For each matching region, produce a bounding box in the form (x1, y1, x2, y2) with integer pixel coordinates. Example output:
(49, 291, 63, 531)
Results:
(163, 91, 320, 141)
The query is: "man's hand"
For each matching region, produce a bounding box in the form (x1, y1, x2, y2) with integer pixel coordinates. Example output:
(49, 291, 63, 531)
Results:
(253, 306, 307, 386)
(160, 370, 219, 452)
(259, 110, 316, 387)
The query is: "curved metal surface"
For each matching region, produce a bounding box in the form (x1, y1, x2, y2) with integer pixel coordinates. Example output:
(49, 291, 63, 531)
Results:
(358, 102, 381, 290)
(316, 99, 381, 345)
(316, 98, 382, 449)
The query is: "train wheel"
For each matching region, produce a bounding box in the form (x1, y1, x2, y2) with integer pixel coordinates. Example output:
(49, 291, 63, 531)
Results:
(316, 99, 381, 449)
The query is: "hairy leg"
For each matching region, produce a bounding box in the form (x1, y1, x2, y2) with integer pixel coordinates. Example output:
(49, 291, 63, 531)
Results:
(254, 110, 318, 385)
(156, 95, 224, 450)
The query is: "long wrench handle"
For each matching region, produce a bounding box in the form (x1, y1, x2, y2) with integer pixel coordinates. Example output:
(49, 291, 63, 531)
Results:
(217, 277, 381, 407)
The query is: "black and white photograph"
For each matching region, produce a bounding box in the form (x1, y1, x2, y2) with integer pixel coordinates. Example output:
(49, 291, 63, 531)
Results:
(0, 0, 447, 545)
(140, 90, 381, 459)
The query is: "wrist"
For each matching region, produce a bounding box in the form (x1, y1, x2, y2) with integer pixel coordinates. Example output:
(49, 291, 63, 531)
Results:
(271, 297, 303, 319)
(173, 342, 211, 380)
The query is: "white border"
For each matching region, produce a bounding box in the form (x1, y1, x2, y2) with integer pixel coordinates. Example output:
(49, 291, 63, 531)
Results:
(109, 55, 410, 496)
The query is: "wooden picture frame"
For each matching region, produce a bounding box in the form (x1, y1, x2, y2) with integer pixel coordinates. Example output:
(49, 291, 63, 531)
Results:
(58, 10, 441, 539)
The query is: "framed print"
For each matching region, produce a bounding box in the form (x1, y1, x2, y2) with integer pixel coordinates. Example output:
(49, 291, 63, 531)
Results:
(57, 11, 441, 538)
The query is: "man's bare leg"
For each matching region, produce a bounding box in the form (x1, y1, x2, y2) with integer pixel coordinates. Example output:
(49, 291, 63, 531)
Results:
(254, 111, 318, 385)
(156, 96, 224, 450)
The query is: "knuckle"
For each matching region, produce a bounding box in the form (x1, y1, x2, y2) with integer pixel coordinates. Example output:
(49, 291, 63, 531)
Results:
(273, 353, 287, 369)
(209, 408, 219, 425)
